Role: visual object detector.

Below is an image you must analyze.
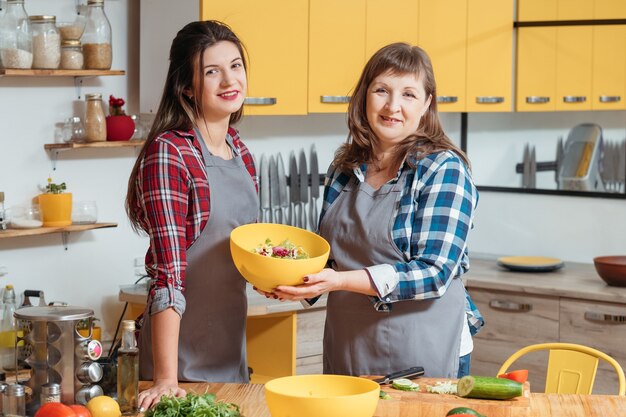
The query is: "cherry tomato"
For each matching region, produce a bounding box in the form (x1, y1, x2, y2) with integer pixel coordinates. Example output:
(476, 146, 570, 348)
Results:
(34, 403, 77, 417)
(498, 369, 529, 383)
(69, 404, 92, 417)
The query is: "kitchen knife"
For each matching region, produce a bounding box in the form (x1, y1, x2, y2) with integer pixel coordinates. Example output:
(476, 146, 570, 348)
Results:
(252, 153, 261, 222)
(288, 151, 299, 227)
(269, 155, 281, 223)
(260, 154, 271, 223)
(298, 149, 308, 230)
(309, 144, 320, 230)
(373, 366, 425, 385)
(277, 154, 289, 224)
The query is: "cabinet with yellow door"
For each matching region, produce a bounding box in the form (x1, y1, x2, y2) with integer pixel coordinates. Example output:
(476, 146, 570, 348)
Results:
(591, 25, 626, 110)
(518, 0, 626, 21)
(365, 0, 418, 59)
(516, 27, 557, 111)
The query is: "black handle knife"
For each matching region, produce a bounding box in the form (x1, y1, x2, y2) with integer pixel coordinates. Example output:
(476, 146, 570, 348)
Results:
(373, 366, 425, 385)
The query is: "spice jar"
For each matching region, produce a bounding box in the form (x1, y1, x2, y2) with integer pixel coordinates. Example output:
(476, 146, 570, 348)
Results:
(60, 39, 83, 69)
(29, 15, 60, 69)
(82, 0, 111, 70)
(40, 383, 61, 405)
(84, 93, 107, 142)
(0, 0, 32, 69)
(3, 383, 25, 417)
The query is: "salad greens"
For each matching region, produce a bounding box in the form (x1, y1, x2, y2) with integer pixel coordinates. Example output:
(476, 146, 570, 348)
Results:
(145, 392, 242, 417)
(252, 238, 309, 259)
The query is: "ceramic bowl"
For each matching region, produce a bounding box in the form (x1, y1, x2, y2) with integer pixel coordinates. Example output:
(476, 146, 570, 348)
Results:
(230, 223, 330, 292)
(593, 256, 626, 287)
(264, 374, 380, 417)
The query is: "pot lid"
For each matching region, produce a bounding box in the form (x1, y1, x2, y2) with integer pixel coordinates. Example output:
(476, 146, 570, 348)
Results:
(14, 305, 94, 321)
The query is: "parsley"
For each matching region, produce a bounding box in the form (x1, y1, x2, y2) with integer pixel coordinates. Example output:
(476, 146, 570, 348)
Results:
(145, 392, 242, 417)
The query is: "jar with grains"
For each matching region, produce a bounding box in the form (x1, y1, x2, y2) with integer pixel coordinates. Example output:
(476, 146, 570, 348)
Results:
(60, 39, 83, 69)
(0, 0, 32, 69)
(82, 0, 111, 70)
(40, 383, 61, 405)
(2, 383, 25, 417)
(84, 93, 107, 142)
(29, 15, 60, 69)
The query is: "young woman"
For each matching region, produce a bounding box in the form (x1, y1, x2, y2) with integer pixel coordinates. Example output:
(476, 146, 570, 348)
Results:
(126, 21, 257, 409)
(273, 43, 483, 378)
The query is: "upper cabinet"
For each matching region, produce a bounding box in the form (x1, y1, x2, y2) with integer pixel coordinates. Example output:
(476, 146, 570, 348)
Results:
(201, 0, 309, 115)
(366, 0, 418, 59)
(518, 0, 626, 20)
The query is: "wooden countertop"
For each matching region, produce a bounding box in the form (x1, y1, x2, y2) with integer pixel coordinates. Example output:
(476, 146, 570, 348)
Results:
(140, 380, 626, 417)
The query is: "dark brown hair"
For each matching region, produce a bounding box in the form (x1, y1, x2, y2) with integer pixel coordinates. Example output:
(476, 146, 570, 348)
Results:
(334, 42, 469, 172)
(126, 20, 247, 232)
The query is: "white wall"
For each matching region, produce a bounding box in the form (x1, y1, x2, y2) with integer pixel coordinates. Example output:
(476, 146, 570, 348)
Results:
(1, 1, 625, 344)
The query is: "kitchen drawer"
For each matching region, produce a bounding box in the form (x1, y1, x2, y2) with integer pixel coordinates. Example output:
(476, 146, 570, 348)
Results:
(469, 289, 559, 392)
(559, 298, 626, 395)
(296, 308, 326, 359)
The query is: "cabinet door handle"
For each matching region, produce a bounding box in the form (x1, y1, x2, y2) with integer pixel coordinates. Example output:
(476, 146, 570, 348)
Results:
(563, 96, 586, 103)
(526, 96, 550, 104)
(320, 95, 350, 103)
(489, 299, 532, 312)
(584, 311, 626, 324)
(476, 96, 504, 104)
(599, 95, 621, 103)
(244, 97, 277, 105)
(438, 96, 458, 103)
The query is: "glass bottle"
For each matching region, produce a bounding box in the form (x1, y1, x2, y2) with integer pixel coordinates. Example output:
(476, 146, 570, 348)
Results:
(3, 383, 25, 417)
(60, 39, 83, 69)
(84, 93, 106, 142)
(0, 0, 32, 69)
(117, 320, 138, 415)
(40, 383, 61, 404)
(0, 285, 17, 372)
(29, 15, 60, 69)
(82, 0, 111, 70)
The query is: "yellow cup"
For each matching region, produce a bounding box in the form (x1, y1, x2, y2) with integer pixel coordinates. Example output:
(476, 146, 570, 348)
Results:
(38, 193, 73, 226)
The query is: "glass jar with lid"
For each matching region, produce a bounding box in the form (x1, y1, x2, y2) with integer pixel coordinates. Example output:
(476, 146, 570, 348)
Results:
(82, 0, 111, 70)
(84, 93, 107, 142)
(0, 0, 32, 69)
(60, 39, 83, 69)
(3, 383, 25, 417)
(29, 15, 60, 69)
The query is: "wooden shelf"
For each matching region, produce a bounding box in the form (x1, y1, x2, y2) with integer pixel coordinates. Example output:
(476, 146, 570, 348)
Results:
(44, 140, 145, 150)
(0, 69, 125, 77)
(0, 223, 117, 239)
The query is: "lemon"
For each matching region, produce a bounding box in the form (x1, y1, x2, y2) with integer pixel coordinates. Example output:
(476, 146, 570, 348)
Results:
(86, 396, 121, 417)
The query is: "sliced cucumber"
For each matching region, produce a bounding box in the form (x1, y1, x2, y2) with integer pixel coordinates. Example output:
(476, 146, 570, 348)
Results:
(457, 375, 523, 400)
(446, 406, 485, 417)
(391, 378, 420, 391)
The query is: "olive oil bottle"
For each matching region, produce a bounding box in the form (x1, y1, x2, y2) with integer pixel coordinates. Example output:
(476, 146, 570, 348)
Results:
(117, 320, 138, 415)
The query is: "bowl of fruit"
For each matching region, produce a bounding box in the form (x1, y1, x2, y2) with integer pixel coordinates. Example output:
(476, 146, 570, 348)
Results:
(230, 223, 330, 292)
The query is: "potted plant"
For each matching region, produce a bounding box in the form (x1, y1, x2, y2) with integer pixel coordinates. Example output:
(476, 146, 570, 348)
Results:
(106, 95, 135, 141)
(38, 177, 72, 227)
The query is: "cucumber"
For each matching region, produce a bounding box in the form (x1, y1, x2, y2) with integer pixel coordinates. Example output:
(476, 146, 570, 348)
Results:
(391, 378, 420, 391)
(457, 375, 523, 400)
(446, 406, 485, 417)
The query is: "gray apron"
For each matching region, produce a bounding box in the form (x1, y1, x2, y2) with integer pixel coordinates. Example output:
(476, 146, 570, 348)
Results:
(319, 168, 465, 378)
(139, 131, 258, 382)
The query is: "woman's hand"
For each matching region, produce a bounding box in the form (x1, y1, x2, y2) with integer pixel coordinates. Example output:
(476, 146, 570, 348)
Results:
(137, 378, 186, 412)
(273, 268, 345, 300)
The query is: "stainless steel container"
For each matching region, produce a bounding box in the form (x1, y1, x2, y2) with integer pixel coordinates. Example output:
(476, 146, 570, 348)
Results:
(14, 306, 103, 414)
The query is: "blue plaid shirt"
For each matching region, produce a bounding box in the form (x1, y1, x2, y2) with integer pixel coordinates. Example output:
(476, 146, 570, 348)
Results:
(319, 150, 484, 336)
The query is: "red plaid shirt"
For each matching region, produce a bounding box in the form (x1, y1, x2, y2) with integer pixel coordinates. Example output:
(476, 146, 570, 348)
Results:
(132, 127, 257, 314)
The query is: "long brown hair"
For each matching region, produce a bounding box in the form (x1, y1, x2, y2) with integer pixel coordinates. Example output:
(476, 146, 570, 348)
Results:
(334, 42, 469, 173)
(125, 20, 247, 232)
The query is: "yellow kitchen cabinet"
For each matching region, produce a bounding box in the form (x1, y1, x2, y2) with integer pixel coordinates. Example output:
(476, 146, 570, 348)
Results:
(518, 0, 557, 21)
(365, 0, 418, 60)
(516, 27, 557, 111)
(518, 0, 626, 21)
(594, 0, 626, 18)
(465, 0, 514, 112)
(200, 0, 308, 115)
(308, 0, 365, 113)
(591, 25, 626, 110)
(555, 26, 593, 111)
(418, 0, 467, 112)
(557, 0, 594, 21)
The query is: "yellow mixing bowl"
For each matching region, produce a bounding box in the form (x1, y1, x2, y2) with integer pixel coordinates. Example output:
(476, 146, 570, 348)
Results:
(230, 223, 330, 292)
(264, 374, 380, 417)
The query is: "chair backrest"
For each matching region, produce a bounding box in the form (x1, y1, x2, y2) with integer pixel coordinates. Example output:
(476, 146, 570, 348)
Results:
(497, 342, 625, 395)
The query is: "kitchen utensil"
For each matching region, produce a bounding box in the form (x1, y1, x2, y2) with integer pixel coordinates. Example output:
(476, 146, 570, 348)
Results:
(260, 154, 270, 223)
(373, 366, 425, 385)
(593, 256, 626, 287)
(618, 141, 625, 193)
(497, 256, 564, 272)
(309, 145, 320, 230)
(529, 147, 536, 188)
(558, 123, 605, 191)
(230, 223, 330, 292)
(277, 154, 289, 225)
(288, 152, 299, 227)
(600, 140, 613, 191)
(252, 153, 261, 221)
(298, 150, 308, 230)
(269, 156, 281, 224)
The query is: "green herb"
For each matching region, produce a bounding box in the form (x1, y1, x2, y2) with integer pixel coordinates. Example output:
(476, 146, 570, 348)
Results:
(145, 392, 242, 417)
(45, 177, 67, 194)
(379, 390, 392, 400)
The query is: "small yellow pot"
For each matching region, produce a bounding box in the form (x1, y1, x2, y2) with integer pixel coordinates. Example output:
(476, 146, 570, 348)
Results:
(38, 193, 73, 226)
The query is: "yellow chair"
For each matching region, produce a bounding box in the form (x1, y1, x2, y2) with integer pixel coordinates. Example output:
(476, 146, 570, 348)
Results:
(498, 343, 625, 395)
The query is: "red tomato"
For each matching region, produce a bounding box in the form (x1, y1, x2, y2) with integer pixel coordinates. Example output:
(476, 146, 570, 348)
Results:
(498, 369, 529, 383)
(69, 405, 92, 417)
(35, 403, 77, 417)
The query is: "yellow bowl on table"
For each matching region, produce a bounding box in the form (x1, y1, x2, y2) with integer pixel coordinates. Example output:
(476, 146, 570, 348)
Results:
(264, 374, 380, 417)
(230, 223, 330, 292)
